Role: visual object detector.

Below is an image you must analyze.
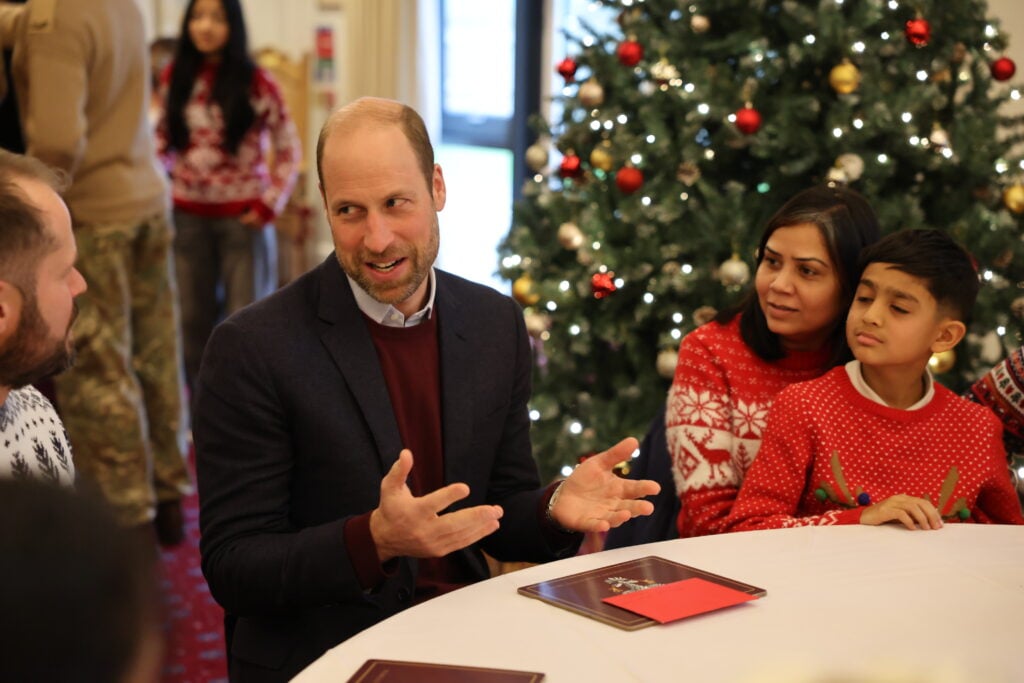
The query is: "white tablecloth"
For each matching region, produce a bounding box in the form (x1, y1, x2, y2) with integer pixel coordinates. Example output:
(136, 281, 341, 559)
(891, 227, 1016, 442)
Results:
(293, 525, 1024, 682)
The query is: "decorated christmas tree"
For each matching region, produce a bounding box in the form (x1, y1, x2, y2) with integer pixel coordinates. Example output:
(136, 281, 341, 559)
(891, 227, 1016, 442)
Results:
(499, 0, 1024, 481)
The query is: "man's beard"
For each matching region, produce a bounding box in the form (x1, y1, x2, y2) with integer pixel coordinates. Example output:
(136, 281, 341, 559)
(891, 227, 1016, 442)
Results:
(0, 293, 77, 390)
(340, 215, 440, 307)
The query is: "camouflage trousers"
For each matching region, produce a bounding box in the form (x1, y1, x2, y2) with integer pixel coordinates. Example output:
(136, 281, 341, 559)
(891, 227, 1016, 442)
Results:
(53, 210, 192, 526)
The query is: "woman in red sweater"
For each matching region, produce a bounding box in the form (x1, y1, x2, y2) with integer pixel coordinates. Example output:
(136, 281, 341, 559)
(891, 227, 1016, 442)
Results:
(667, 185, 881, 537)
(156, 0, 300, 395)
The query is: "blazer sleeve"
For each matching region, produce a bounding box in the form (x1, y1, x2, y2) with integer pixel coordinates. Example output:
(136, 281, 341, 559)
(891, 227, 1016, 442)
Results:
(194, 316, 379, 616)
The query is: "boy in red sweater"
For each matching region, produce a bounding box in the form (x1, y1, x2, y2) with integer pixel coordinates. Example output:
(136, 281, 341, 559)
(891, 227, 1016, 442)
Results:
(726, 229, 1024, 531)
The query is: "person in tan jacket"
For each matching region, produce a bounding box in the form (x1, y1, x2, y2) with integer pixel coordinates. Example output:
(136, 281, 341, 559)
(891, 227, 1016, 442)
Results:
(3, 0, 192, 544)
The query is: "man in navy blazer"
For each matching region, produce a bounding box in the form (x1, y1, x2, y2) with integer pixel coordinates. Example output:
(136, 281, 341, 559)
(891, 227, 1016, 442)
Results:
(194, 97, 660, 682)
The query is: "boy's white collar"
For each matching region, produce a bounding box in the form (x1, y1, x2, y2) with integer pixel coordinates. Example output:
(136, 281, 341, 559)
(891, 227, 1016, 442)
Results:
(844, 360, 935, 410)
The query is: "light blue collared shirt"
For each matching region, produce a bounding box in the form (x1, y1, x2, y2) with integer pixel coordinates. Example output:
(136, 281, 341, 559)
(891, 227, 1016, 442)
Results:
(345, 268, 437, 328)
(844, 359, 934, 410)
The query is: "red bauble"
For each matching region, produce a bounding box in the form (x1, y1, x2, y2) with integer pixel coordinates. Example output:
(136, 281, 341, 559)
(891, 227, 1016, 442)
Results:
(558, 154, 583, 179)
(556, 57, 578, 82)
(615, 166, 644, 194)
(591, 272, 617, 299)
(734, 106, 762, 135)
(616, 40, 644, 67)
(992, 56, 1017, 81)
(905, 18, 931, 47)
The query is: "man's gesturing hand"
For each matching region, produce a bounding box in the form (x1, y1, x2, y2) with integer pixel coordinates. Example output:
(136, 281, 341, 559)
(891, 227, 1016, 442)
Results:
(369, 449, 503, 563)
(549, 437, 661, 533)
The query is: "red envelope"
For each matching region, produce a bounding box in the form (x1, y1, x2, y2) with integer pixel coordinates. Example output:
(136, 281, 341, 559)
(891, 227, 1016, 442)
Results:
(602, 577, 759, 624)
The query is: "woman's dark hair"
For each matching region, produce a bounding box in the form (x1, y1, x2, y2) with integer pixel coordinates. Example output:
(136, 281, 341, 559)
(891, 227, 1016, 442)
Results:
(715, 185, 881, 365)
(165, 0, 255, 155)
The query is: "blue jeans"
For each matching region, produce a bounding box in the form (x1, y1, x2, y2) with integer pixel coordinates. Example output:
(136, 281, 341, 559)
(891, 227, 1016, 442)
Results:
(172, 210, 277, 393)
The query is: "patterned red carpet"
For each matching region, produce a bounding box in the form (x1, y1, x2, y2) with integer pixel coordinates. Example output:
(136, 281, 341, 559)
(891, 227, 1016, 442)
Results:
(158, 469, 228, 682)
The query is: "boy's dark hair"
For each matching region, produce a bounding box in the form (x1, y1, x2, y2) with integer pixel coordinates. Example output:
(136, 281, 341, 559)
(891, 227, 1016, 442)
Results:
(856, 229, 979, 324)
(717, 184, 881, 366)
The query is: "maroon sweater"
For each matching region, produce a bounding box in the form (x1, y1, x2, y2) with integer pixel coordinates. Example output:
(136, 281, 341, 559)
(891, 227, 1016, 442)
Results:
(344, 312, 473, 601)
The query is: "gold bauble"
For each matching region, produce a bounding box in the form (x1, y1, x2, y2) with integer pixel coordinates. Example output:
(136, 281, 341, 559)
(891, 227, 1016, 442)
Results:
(579, 79, 605, 108)
(525, 143, 549, 172)
(718, 253, 751, 287)
(523, 311, 551, 339)
(829, 60, 861, 95)
(676, 161, 701, 186)
(693, 305, 718, 326)
(511, 275, 540, 306)
(1004, 185, 1024, 214)
(557, 221, 585, 250)
(650, 58, 680, 85)
(589, 145, 614, 172)
(928, 349, 956, 374)
(656, 348, 679, 379)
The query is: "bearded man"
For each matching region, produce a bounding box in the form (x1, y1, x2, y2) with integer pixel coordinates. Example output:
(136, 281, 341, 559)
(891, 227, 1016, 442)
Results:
(0, 149, 86, 485)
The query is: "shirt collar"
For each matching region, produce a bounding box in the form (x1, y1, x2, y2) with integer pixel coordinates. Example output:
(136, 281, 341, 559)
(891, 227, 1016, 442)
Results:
(844, 360, 934, 410)
(345, 268, 436, 328)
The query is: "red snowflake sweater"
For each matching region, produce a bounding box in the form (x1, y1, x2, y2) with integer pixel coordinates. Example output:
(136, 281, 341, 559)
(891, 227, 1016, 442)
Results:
(666, 316, 832, 537)
(155, 62, 300, 222)
(725, 366, 1024, 531)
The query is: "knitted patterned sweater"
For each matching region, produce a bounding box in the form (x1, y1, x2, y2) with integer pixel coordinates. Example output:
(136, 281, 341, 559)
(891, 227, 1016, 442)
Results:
(0, 386, 74, 487)
(966, 345, 1024, 457)
(155, 62, 300, 223)
(725, 366, 1024, 531)
(666, 316, 832, 537)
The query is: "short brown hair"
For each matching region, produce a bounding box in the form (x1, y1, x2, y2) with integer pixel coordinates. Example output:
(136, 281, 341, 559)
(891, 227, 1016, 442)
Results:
(316, 97, 434, 192)
(0, 150, 68, 292)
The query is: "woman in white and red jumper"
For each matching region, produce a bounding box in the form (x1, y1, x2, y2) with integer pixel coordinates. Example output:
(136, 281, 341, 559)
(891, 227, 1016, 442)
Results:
(156, 0, 300, 394)
(667, 185, 881, 537)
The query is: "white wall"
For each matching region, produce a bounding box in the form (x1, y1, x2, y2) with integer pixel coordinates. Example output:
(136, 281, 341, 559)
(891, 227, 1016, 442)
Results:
(990, 0, 1024, 68)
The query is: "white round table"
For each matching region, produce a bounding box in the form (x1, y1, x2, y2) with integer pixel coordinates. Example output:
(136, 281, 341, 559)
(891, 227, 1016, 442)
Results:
(293, 525, 1024, 682)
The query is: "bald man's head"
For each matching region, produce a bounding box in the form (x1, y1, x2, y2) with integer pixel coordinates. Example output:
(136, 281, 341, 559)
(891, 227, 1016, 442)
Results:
(316, 97, 435, 194)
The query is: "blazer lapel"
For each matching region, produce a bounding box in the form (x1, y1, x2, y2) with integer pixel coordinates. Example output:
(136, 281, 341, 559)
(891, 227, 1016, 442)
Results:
(315, 259, 403, 471)
(436, 273, 474, 487)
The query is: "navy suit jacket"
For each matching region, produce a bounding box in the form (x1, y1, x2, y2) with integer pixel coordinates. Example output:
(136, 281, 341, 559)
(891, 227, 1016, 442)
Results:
(194, 256, 580, 682)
